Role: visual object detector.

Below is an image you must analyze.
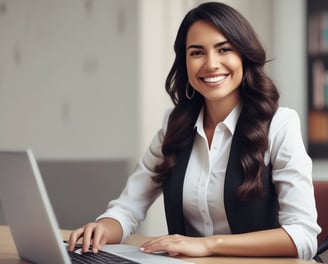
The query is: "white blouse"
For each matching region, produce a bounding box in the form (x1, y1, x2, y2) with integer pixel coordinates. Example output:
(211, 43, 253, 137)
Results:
(97, 105, 321, 260)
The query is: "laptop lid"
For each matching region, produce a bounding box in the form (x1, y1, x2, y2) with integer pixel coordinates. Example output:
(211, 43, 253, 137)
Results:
(0, 149, 70, 264)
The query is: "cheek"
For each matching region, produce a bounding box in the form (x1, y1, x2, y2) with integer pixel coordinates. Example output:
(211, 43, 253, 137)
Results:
(186, 58, 202, 78)
(186, 60, 197, 80)
(228, 58, 243, 80)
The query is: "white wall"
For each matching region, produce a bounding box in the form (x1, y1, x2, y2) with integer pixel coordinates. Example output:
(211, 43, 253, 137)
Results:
(272, 0, 307, 134)
(0, 0, 139, 160)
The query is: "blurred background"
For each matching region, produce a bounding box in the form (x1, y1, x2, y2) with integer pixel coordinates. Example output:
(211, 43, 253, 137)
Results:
(0, 0, 327, 236)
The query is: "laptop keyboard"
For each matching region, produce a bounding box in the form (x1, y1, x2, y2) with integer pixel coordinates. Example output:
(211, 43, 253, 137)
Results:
(68, 250, 140, 264)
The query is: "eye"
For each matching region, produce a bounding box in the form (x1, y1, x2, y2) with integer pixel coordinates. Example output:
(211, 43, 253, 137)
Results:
(189, 49, 204, 57)
(218, 46, 232, 53)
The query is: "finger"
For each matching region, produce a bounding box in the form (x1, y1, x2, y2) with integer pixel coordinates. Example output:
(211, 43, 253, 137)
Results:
(168, 251, 179, 257)
(140, 235, 169, 249)
(91, 226, 106, 253)
(68, 228, 84, 251)
(82, 223, 97, 252)
(141, 236, 172, 253)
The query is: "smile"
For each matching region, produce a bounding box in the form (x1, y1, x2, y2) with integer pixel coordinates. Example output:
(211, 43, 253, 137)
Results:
(202, 75, 227, 83)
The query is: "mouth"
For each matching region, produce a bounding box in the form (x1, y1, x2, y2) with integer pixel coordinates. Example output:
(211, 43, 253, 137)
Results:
(201, 75, 228, 84)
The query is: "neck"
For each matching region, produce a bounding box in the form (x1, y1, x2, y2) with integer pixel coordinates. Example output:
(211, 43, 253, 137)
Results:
(204, 101, 239, 129)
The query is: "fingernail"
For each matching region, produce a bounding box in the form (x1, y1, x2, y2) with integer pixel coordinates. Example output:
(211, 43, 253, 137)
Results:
(140, 247, 145, 251)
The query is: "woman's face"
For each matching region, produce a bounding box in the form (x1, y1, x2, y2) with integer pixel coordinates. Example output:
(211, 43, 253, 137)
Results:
(186, 20, 243, 106)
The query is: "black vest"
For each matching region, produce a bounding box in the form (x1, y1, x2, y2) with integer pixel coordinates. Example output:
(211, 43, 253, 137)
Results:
(162, 125, 280, 235)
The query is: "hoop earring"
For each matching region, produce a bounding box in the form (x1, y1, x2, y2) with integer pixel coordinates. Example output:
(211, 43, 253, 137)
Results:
(185, 83, 195, 100)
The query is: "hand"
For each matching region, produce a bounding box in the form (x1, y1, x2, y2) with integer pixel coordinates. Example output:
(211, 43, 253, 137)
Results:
(68, 218, 123, 254)
(140, 234, 214, 257)
(68, 222, 108, 253)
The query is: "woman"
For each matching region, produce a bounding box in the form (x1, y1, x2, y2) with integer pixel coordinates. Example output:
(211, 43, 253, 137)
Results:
(69, 2, 320, 260)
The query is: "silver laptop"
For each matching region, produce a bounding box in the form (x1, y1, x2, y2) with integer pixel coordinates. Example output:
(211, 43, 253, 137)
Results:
(0, 149, 193, 264)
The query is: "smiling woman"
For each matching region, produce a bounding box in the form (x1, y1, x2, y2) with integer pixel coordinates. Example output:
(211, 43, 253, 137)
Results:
(68, 2, 321, 261)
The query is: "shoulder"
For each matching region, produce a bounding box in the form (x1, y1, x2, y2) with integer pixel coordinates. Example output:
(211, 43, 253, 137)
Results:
(269, 107, 301, 135)
(268, 107, 311, 166)
(272, 107, 299, 122)
(268, 107, 306, 157)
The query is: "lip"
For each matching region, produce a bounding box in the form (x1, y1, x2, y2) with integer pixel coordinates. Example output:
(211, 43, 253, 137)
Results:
(200, 74, 228, 85)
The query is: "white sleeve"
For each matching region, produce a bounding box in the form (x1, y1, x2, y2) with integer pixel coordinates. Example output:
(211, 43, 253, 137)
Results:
(96, 109, 172, 242)
(269, 108, 321, 260)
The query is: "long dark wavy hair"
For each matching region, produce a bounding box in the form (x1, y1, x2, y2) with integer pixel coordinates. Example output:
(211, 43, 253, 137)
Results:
(153, 2, 279, 200)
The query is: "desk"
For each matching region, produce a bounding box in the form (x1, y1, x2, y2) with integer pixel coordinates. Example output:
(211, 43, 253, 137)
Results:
(0, 225, 315, 264)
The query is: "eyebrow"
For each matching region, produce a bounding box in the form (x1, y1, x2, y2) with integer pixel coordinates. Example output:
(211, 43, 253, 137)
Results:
(187, 40, 230, 50)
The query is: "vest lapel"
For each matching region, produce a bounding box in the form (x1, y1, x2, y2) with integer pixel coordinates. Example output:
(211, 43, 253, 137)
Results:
(224, 127, 280, 233)
(162, 134, 195, 235)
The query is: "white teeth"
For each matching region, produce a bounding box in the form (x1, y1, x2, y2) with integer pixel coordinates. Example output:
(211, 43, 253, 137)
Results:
(203, 75, 226, 83)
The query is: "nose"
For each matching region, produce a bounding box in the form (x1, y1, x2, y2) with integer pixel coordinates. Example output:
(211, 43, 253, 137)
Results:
(204, 52, 220, 71)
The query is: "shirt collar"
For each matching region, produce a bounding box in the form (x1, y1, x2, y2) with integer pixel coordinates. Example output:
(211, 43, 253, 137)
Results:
(194, 103, 242, 136)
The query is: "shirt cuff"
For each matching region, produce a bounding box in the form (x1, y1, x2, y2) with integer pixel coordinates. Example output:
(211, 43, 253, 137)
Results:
(96, 211, 135, 243)
(282, 224, 319, 260)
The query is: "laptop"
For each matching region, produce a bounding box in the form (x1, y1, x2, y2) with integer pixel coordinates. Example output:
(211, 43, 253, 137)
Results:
(0, 149, 193, 264)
